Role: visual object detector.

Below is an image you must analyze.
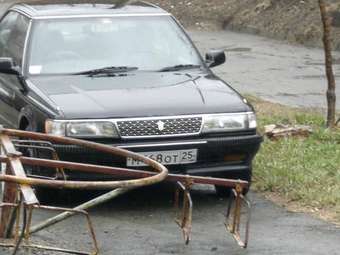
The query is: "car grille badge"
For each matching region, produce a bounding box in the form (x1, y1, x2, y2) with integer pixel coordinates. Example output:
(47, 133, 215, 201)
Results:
(157, 120, 165, 131)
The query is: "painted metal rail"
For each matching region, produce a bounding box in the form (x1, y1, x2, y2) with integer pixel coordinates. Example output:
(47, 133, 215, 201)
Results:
(0, 127, 251, 254)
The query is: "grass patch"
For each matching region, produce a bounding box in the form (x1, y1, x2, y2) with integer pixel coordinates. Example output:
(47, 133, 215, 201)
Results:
(247, 96, 340, 222)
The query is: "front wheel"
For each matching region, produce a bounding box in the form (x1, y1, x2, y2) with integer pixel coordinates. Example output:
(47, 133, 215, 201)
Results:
(214, 169, 252, 197)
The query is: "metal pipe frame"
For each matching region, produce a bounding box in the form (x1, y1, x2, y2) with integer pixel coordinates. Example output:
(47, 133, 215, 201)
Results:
(0, 128, 169, 191)
(225, 185, 251, 248)
(0, 203, 99, 255)
(174, 181, 193, 245)
(0, 156, 249, 189)
(0, 127, 251, 254)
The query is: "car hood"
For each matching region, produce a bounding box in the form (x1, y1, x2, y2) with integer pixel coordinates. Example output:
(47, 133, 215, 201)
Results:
(29, 72, 251, 119)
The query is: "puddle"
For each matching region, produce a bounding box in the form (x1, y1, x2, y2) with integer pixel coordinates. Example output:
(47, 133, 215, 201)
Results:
(267, 68, 282, 71)
(305, 62, 324, 66)
(276, 92, 299, 97)
(294, 75, 340, 79)
(305, 60, 340, 66)
(301, 92, 323, 96)
(278, 92, 324, 96)
(226, 47, 252, 52)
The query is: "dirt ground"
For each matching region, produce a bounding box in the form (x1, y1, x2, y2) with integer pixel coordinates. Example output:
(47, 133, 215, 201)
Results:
(152, 0, 340, 50)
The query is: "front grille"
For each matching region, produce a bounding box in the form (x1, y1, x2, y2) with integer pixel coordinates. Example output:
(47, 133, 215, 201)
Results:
(117, 116, 202, 138)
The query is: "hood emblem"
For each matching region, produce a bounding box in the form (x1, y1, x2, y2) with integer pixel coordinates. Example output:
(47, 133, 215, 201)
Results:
(156, 120, 165, 131)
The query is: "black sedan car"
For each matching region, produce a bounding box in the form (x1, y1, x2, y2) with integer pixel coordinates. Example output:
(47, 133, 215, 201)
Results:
(0, 1, 262, 195)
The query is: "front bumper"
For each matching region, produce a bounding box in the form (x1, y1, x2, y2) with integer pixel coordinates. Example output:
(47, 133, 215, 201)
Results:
(52, 134, 263, 180)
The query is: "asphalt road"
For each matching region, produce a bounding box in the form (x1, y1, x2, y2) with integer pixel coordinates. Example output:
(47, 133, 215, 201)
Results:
(1, 30, 340, 255)
(190, 30, 340, 109)
(1, 185, 339, 255)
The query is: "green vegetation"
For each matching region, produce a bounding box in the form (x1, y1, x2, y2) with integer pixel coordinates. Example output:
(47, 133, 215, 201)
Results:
(248, 96, 340, 221)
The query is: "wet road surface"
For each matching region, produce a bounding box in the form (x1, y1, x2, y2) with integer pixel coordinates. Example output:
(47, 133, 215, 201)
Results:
(190, 30, 340, 109)
(1, 185, 339, 255)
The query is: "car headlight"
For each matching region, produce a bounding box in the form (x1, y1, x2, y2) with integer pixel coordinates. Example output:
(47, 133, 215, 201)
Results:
(45, 120, 66, 136)
(202, 112, 256, 133)
(45, 120, 119, 138)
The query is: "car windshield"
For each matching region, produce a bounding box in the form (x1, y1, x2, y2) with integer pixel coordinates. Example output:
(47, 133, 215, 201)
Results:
(27, 16, 202, 75)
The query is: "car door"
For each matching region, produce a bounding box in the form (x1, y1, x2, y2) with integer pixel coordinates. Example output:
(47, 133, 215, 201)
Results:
(0, 11, 30, 128)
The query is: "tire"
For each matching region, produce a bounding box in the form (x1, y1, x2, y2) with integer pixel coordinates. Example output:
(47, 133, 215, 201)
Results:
(215, 185, 232, 197)
(215, 169, 252, 197)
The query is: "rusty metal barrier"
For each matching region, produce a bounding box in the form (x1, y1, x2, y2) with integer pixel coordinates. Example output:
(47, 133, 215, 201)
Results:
(0, 127, 251, 254)
(225, 185, 251, 248)
(174, 181, 193, 245)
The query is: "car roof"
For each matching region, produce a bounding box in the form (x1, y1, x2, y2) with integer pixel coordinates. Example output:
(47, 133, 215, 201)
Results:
(9, 1, 169, 19)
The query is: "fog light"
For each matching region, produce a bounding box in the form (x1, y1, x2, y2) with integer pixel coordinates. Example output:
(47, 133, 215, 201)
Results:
(223, 154, 245, 162)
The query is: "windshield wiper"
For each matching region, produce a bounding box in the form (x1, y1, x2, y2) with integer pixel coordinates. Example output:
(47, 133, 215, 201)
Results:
(158, 64, 201, 72)
(74, 66, 138, 76)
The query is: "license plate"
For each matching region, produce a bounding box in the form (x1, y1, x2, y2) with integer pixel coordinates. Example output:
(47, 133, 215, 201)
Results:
(127, 149, 198, 167)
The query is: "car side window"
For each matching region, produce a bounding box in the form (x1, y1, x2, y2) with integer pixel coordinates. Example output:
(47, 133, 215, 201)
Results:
(0, 12, 18, 57)
(0, 11, 29, 67)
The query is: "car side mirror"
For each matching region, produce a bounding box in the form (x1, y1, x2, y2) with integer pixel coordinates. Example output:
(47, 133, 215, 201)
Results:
(0, 58, 20, 75)
(205, 50, 226, 68)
